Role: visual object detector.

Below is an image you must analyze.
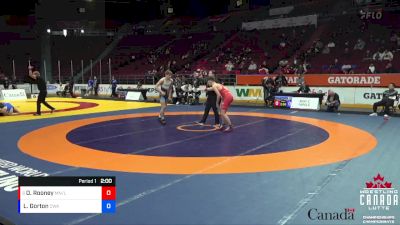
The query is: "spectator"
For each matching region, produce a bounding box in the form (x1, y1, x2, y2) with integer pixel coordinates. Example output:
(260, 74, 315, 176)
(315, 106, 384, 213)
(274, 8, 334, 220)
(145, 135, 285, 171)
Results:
(94, 76, 99, 96)
(111, 76, 118, 98)
(325, 90, 340, 112)
(86, 77, 94, 96)
(382, 49, 394, 61)
(329, 58, 341, 72)
(258, 66, 269, 74)
(369, 83, 398, 118)
(3, 77, 10, 89)
(367, 64, 377, 74)
(373, 49, 384, 61)
(327, 41, 336, 48)
(224, 61, 234, 72)
(384, 63, 397, 73)
(297, 81, 310, 94)
(353, 38, 366, 50)
(248, 61, 257, 71)
(341, 64, 353, 74)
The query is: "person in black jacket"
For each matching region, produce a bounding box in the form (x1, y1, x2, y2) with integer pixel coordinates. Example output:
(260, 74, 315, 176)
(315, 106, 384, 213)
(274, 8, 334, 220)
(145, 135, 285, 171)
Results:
(262, 77, 276, 107)
(325, 90, 340, 112)
(297, 81, 311, 93)
(274, 73, 288, 88)
(369, 83, 398, 118)
(3, 76, 10, 89)
(28, 66, 55, 116)
(68, 77, 75, 98)
(197, 81, 220, 126)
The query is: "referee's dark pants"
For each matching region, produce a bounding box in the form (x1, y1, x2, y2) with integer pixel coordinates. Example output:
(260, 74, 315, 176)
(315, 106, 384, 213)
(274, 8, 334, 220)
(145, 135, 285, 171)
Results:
(200, 100, 220, 125)
(37, 91, 55, 115)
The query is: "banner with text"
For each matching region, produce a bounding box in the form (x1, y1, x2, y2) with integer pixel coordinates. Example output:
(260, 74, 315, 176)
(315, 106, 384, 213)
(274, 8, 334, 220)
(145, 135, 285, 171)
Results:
(236, 74, 400, 87)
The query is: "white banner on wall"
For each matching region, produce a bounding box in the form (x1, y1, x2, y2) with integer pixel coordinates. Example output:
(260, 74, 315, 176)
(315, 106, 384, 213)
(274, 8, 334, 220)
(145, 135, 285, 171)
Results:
(242, 14, 317, 30)
(10, 83, 392, 106)
(0, 89, 27, 101)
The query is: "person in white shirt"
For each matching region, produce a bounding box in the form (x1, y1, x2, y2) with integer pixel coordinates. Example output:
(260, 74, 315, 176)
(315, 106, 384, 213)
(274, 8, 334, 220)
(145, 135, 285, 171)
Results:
(225, 61, 234, 71)
(180, 83, 193, 104)
(248, 61, 257, 71)
(367, 64, 376, 74)
(382, 50, 394, 61)
(373, 50, 385, 61)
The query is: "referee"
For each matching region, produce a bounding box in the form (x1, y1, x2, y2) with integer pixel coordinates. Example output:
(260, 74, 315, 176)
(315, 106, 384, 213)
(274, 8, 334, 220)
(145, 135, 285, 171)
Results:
(197, 78, 220, 126)
(28, 66, 55, 116)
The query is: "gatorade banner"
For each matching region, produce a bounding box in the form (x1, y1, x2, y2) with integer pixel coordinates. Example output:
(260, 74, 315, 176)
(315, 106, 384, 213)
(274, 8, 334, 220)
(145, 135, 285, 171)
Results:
(236, 74, 400, 87)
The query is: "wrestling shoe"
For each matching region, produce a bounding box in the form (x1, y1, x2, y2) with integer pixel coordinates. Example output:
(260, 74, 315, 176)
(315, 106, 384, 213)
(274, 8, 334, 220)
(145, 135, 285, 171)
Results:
(223, 125, 233, 132)
(158, 117, 166, 125)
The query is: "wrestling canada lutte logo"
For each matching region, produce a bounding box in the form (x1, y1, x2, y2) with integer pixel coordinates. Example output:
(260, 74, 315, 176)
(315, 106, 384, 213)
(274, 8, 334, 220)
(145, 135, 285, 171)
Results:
(360, 173, 398, 224)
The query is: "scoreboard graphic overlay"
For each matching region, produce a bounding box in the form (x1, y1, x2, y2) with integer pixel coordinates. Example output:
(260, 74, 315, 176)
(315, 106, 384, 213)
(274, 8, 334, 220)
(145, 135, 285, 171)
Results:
(18, 177, 116, 213)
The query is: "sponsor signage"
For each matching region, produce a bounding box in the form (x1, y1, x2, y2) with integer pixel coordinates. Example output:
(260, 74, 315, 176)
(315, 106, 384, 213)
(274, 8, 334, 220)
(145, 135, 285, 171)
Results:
(290, 97, 320, 110)
(236, 74, 400, 87)
(125, 91, 144, 101)
(359, 173, 398, 224)
(0, 89, 27, 101)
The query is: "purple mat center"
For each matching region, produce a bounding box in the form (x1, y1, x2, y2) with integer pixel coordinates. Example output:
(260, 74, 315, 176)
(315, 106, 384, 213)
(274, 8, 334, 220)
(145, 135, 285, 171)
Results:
(66, 115, 329, 157)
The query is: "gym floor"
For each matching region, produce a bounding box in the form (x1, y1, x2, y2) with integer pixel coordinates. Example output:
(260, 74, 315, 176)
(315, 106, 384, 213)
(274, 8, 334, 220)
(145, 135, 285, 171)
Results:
(0, 98, 399, 225)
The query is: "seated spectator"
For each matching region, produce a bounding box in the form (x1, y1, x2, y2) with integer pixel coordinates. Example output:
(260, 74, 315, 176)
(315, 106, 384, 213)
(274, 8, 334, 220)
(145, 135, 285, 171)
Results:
(329, 58, 341, 72)
(382, 49, 394, 61)
(258, 61, 269, 74)
(258, 67, 269, 74)
(325, 90, 340, 112)
(373, 49, 385, 61)
(367, 64, 377, 74)
(327, 41, 336, 48)
(341, 64, 353, 74)
(248, 61, 258, 71)
(384, 63, 397, 73)
(370, 83, 398, 118)
(3, 76, 10, 89)
(297, 81, 310, 94)
(353, 38, 366, 50)
(224, 61, 234, 72)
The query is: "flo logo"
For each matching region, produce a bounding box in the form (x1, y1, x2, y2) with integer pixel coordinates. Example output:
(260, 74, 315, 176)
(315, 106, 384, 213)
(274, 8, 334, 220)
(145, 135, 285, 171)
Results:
(307, 208, 355, 221)
(360, 173, 398, 211)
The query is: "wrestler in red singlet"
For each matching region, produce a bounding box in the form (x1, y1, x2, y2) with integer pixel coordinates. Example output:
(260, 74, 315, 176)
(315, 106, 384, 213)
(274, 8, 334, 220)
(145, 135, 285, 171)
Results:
(219, 85, 234, 111)
(207, 77, 234, 132)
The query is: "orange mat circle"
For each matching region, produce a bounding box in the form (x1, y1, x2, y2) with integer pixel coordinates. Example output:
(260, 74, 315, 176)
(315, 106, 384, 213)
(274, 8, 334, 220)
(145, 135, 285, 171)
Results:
(18, 112, 377, 174)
